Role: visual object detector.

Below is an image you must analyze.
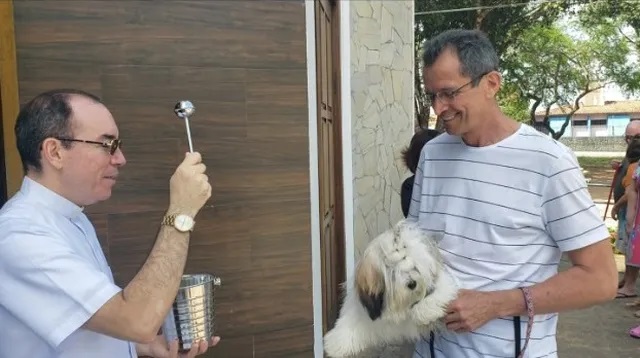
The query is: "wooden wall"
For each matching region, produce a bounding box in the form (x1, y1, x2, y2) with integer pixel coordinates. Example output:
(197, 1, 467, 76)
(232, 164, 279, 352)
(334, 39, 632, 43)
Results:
(0, 0, 20, 204)
(12, 1, 314, 356)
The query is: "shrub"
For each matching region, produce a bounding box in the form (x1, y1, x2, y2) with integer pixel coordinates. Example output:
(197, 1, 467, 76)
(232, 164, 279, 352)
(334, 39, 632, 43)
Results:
(608, 226, 623, 255)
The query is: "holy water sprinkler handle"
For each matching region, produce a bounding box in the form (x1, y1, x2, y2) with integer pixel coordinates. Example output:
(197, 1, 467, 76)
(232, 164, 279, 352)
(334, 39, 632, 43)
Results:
(174, 100, 195, 153)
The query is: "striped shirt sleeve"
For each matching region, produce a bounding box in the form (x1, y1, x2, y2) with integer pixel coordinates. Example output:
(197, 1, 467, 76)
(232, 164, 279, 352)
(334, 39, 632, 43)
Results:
(541, 152, 609, 251)
(407, 145, 427, 221)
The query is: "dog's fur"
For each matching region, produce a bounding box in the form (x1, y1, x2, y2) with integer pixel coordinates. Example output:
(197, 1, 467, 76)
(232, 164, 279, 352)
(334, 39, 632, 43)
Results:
(323, 219, 458, 357)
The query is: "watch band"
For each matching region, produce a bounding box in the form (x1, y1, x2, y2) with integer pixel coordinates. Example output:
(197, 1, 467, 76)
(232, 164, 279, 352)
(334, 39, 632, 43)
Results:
(161, 213, 194, 232)
(161, 214, 176, 227)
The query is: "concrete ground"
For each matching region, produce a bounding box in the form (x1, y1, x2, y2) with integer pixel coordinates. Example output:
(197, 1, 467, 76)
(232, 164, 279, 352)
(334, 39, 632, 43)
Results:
(556, 254, 640, 358)
(574, 151, 625, 157)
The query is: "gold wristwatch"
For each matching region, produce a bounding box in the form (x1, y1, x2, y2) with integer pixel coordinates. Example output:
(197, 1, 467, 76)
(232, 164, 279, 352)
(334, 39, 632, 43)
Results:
(161, 213, 195, 232)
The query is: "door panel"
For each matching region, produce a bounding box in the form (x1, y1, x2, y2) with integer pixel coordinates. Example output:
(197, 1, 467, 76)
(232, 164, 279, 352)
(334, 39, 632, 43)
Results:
(0, 0, 21, 205)
(315, 0, 344, 333)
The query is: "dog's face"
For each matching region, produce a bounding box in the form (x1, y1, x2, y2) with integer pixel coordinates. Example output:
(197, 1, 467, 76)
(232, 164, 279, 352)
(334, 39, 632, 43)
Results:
(355, 220, 440, 321)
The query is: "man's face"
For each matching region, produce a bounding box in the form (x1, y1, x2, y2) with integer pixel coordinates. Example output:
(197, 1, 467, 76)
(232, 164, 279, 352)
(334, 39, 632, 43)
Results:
(58, 97, 127, 206)
(422, 49, 493, 137)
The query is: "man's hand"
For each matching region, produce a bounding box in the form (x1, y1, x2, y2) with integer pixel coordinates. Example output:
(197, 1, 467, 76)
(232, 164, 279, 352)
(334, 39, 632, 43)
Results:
(169, 152, 212, 218)
(443, 289, 500, 333)
(138, 334, 221, 358)
(611, 160, 621, 170)
(612, 204, 619, 221)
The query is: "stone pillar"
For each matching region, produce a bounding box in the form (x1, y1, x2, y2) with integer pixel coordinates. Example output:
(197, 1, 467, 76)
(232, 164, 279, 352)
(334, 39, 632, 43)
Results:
(350, 0, 415, 258)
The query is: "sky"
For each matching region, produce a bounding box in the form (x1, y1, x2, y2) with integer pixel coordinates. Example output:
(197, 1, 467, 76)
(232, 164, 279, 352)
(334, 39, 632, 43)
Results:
(558, 7, 639, 103)
(605, 84, 634, 101)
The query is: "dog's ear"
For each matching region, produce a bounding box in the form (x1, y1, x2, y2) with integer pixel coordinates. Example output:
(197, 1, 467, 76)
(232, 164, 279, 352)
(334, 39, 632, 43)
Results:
(355, 254, 385, 320)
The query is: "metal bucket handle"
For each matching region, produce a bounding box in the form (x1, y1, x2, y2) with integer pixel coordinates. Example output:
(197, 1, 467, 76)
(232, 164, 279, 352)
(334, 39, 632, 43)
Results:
(179, 274, 222, 290)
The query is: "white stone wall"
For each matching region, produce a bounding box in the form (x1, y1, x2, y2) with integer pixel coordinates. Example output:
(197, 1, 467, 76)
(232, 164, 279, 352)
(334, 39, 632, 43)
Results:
(350, 0, 415, 258)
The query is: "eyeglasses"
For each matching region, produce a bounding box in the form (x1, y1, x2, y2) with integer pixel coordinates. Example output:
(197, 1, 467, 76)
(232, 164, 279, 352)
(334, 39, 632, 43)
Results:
(426, 72, 490, 104)
(56, 137, 122, 155)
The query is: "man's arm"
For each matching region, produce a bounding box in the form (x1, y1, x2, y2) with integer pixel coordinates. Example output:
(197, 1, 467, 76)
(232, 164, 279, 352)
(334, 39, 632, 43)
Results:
(612, 159, 621, 170)
(83, 152, 212, 343)
(445, 152, 617, 332)
(493, 238, 617, 317)
(136, 342, 153, 357)
(494, 153, 618, 317)
(445, 239, 617, 332)
(83, 225, 191, 343)
(613, 193, 627, 214)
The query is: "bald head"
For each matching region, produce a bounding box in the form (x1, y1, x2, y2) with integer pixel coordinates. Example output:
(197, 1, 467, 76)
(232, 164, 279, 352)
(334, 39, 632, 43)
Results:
(626, 120, 640, 137)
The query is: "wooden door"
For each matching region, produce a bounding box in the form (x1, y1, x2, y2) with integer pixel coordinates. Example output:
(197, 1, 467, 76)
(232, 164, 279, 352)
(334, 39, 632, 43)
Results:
(0, 0, 20, 206)
(315, 0, 345, 333)
(11, 1, 315, 354)
(0, 95, 7, 207)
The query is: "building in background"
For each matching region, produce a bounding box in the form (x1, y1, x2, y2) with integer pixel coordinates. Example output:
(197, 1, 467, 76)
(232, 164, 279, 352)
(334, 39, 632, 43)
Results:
(533, 86, 640, 137)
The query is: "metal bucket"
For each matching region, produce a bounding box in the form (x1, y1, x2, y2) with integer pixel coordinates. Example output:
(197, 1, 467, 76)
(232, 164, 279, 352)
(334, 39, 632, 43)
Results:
(162, 273, 221, 351)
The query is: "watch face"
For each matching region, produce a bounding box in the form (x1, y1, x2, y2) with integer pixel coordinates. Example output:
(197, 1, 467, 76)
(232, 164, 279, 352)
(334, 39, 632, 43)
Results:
(174, 214, 194, 231)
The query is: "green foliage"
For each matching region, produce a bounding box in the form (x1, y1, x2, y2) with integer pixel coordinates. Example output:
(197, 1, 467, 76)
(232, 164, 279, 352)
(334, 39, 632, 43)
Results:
(608, 226, 624, 255)
(504, 19, 637, 138)
(414, 0, 573, 129)
(414, 0, 570, 55)
(576, 156, 620, 168)
(578, 0, 640, 92)
(497, 82, 530, 123)
(580, 0, 640, 36)
(414, 0, 640, 138)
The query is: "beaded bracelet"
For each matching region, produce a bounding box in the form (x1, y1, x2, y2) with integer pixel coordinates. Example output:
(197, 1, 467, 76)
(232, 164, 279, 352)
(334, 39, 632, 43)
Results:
(518, 287, 535, 358)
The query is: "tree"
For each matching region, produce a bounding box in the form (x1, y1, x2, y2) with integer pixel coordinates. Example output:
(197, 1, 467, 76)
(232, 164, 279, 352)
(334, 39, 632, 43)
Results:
(580, 0, 640, 48)
(578, 0, 640, 93)
(414, 0, 572, 130)
(414, 1, 640, 139)
(497, 81, 530, 123)
(504, 10, 639, 139)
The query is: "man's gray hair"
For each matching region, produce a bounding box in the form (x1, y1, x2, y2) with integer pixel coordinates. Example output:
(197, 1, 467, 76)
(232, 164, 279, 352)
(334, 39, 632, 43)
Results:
(422, 29, 499, 83)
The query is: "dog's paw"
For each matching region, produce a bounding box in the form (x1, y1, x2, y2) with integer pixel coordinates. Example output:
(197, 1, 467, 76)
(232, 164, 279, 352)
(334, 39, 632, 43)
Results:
(324, 328, 350, 357)
(324, 326, 365, 358)
(411, 300, 448, 326)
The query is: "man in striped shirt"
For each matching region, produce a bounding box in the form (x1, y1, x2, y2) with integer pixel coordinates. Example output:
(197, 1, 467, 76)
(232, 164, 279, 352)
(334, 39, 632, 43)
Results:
(410, 29, 618, 358)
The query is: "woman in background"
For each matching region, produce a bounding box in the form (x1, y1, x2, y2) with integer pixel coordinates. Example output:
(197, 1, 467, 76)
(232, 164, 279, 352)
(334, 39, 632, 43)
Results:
(617, 138, 640, 299)
(400, 129, 440, 217)
(624, 137, 640, 338)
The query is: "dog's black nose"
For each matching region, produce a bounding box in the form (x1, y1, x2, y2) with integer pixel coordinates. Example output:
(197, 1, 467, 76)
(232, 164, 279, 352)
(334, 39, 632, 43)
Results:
(407, 280, 417, 290)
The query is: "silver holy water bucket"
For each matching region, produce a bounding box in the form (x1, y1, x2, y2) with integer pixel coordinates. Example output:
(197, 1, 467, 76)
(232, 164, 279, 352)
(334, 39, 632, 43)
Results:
(162, 273, 222, 351)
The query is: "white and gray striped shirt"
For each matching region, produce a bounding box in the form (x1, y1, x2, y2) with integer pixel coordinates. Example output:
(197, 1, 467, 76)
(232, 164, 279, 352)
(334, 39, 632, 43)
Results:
(410, 124, 609, 358)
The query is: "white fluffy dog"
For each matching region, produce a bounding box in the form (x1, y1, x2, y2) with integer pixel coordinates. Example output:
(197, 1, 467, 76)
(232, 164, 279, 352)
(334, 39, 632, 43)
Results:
(323, 219, 458, 357)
